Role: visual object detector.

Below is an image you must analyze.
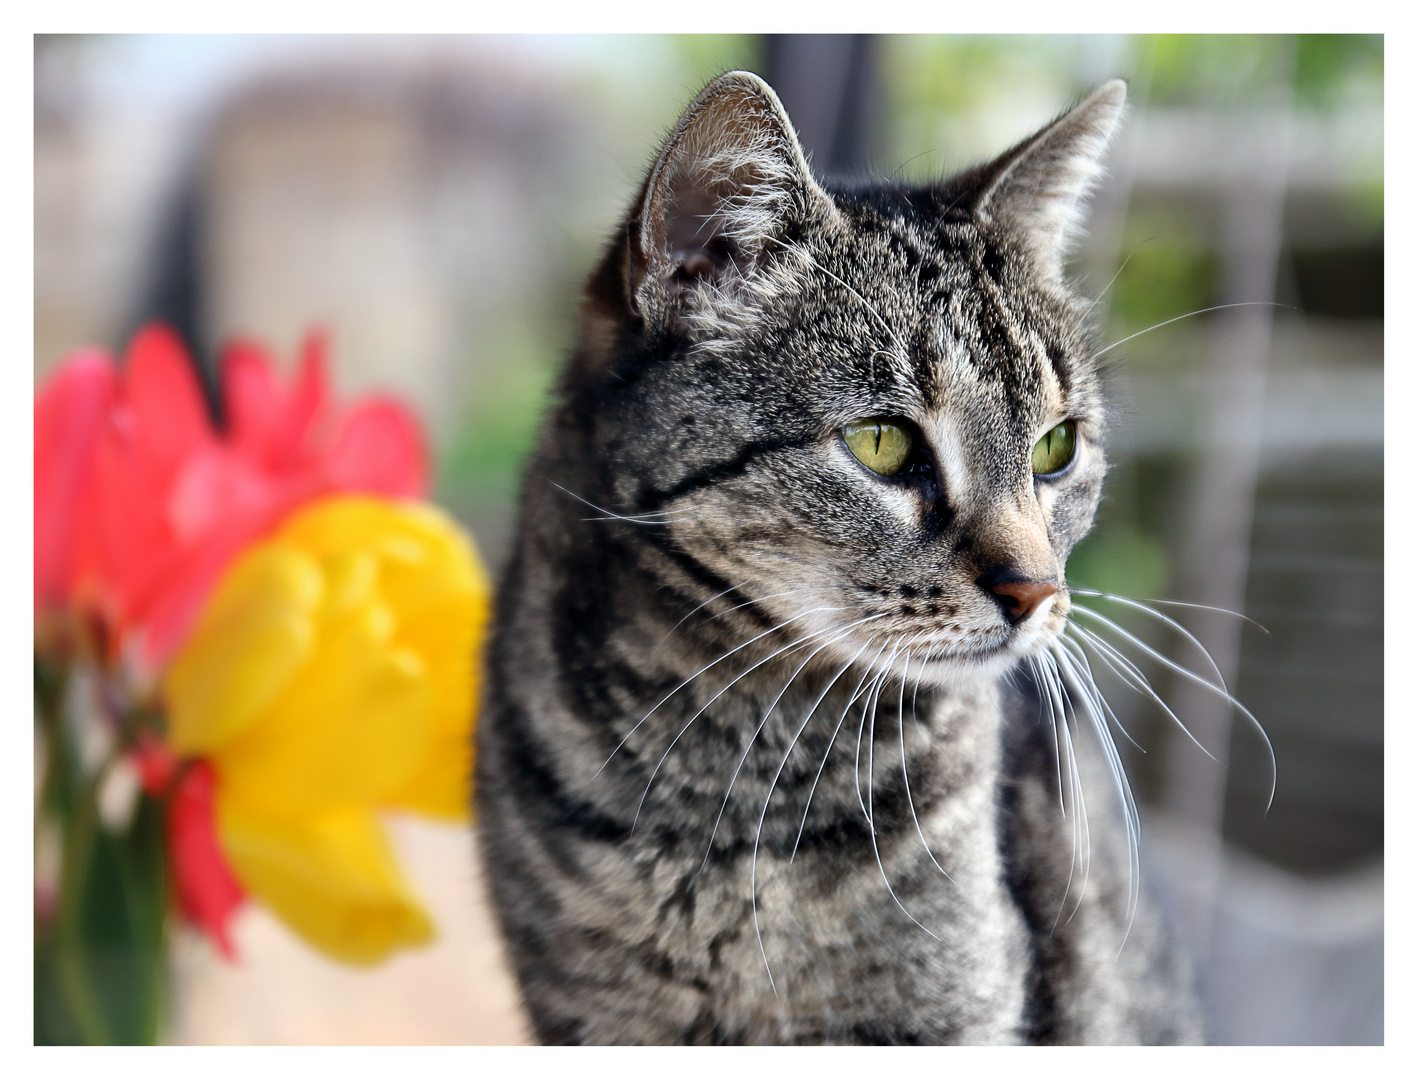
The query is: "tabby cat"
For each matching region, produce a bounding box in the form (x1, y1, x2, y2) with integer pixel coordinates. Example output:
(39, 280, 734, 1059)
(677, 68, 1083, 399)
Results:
(475, 71, 1201, 1044)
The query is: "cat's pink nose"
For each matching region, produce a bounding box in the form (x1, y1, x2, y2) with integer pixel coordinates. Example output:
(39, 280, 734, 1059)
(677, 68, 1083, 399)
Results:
(983, 577, 1059, 625)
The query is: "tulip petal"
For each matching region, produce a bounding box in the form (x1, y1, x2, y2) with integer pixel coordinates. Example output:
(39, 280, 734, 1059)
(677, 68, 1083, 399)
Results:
(215, 798, 433, 965)
(168, 761, 246, 959)
(270, 498, 490, 819)
(164, 544, 322, 756)
(124, 323, 215, 476)
(327, 398, 428, 499)
(215, 600, 435, 818)
(382, 602, 484, 819)
(375, 505, 489, 819)
(34, 351, 117, 613)
(220, 340, 283, 465)
(282, 330, 331, 466)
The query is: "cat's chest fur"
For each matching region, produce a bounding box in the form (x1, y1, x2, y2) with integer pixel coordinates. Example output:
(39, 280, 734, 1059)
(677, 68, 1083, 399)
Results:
(479, 555, 1194, 1043)
(476, 71, 1201, 1045)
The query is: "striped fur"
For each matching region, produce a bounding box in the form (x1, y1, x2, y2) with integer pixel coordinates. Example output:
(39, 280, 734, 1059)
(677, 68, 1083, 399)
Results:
(476, 72, 1200, 1044)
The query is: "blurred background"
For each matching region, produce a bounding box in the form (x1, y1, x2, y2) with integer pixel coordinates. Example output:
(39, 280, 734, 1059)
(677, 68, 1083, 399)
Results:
(34, 34, 1382, 1044)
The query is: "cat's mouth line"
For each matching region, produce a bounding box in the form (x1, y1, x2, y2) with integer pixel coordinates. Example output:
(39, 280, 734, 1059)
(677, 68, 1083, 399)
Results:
(918, 640, 1011, 664)
(901, 619, 1064, 666)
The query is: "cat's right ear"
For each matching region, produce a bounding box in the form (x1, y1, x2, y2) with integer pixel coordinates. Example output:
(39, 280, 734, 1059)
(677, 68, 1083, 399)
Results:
(964, 79, 1127, 283)
(626, 71, 827, 327)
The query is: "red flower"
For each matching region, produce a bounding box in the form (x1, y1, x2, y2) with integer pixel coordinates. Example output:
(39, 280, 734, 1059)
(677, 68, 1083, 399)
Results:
(34, 352, 116, 620)
(39, 323, 427, 677)
(165, 761, 246, 959)
(130, 736, 244, 955)
(35, 323, 433, 956)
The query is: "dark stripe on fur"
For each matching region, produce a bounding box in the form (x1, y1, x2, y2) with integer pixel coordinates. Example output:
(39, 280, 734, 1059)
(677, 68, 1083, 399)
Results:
(635, 436, 802, 515)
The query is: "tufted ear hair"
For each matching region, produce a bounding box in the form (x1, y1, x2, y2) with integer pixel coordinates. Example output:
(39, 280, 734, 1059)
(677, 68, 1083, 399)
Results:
(967, 79, 1126, 282)
(628, 71, 828, 325)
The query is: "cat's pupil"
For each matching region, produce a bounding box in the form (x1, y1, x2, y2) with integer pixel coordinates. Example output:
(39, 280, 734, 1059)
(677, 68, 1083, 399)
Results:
(844, 418, 912, 476)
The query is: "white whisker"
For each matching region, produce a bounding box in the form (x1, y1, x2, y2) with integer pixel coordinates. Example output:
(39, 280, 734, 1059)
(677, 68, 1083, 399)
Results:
(1069, 587, 1269, 634)
(745, 640, 871, 990)
(865, 641, 941, 939)
(1069, 604, 1276, 809)
(1052, 639, 1141, 952)
(791, 639, 890, 862)
(897, 642, 955, 883)
(701, 631, 849, 866)
(1093, 301, 1293, 359)
(596, 604, 853, 778)
(631, 611, 890, 826)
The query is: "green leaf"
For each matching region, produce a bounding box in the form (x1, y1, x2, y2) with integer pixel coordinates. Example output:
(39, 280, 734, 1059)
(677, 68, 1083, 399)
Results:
(41, 785, 170, 1045)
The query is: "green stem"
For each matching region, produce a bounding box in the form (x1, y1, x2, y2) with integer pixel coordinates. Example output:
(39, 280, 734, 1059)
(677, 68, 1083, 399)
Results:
(34, 656, 71, 838)
(53, 759, 116, 1045)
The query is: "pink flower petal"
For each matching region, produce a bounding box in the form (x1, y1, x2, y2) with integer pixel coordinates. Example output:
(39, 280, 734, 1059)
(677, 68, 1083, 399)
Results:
(167, 760, 246, 960)
(34, 352, 117, 613)
(328, 398, 428, 499)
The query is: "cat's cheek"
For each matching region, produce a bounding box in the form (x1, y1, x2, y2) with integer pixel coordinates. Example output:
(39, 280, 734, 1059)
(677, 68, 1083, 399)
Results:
(1043, 473, 1105, 562)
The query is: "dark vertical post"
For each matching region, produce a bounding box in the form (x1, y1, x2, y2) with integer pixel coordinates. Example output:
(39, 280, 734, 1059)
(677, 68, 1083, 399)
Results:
(763, 35, 881, 177)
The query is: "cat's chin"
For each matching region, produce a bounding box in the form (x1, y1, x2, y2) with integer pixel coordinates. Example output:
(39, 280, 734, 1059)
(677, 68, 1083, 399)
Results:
(877, 624, 1065, 689)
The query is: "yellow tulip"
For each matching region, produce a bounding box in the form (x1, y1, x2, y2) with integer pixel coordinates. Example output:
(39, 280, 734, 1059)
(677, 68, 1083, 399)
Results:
(162, 496, 490, 964)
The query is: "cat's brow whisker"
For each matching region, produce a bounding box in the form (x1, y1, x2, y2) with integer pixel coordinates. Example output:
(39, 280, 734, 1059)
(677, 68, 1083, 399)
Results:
(761, 234, 909, 376)
(1081, 236, 1154, 319)
(1093, 301, 1295, 359)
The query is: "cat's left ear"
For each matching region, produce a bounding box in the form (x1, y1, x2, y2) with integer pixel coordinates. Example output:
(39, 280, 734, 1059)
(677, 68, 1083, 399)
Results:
(627, 71, 830, 326)
(967, 80, 1126, 282)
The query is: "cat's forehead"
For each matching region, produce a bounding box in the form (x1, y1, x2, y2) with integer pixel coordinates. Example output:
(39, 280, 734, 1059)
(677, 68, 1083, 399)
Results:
(798, 195, 1089, 423)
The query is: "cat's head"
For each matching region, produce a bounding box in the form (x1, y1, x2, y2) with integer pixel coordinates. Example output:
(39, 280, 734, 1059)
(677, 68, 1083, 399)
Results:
(572, 71, 1125, 686)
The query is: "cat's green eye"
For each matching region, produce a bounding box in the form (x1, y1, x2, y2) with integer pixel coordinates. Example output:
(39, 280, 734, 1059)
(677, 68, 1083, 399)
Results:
(844, 419, 913, 476)
(1031, 421, 1078, 476)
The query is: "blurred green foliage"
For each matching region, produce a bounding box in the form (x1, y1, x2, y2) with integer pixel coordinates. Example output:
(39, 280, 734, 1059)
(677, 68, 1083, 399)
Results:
(666, 35, 763, 84)
(1140, 34, 1382, 108)
(1067, 519, 1170, 601)
(437, 318, 560, 510)
(1293, 35, 1383, 107)
(1108, 222, 1218, 354)
(879, 36, 1094, 181)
